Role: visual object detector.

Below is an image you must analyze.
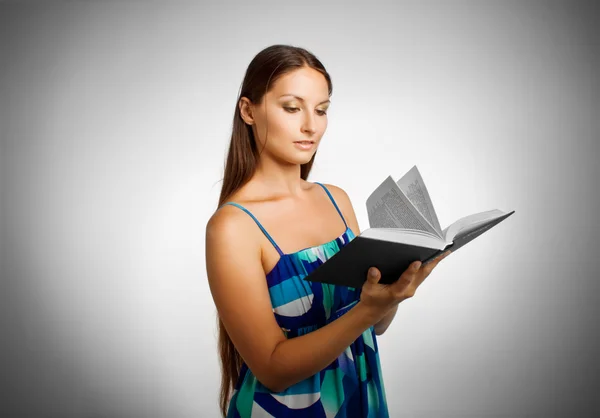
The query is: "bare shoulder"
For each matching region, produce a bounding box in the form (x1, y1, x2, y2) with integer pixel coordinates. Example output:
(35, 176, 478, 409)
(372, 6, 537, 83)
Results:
(205, 204, 263, 288)
(205, 203, 259, 247)
(321, 183, 361, 235)
(320, 183, 350, 206)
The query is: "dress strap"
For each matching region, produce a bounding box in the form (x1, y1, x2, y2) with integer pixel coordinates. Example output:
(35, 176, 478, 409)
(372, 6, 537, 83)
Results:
(219, 202, 285, 256)
(314, 182, 348, 229)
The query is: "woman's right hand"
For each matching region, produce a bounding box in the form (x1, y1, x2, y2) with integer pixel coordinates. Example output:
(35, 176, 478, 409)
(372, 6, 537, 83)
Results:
(358, 250, 451, 325)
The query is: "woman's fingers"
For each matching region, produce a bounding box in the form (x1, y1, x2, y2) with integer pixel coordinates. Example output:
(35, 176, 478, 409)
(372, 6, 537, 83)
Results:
(366, 267, 381, 285)
(420, 250, 451, 275)
(391, 260, 420, 297)
(365, 250, 451, 302)
(402, 250, 452, 291)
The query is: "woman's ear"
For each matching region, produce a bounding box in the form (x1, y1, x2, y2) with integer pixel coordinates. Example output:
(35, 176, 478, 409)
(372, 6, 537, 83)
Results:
(239, 97, 254, 125)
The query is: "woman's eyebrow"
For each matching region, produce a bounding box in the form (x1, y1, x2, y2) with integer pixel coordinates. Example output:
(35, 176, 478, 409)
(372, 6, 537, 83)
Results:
(279, 94, 330, 104)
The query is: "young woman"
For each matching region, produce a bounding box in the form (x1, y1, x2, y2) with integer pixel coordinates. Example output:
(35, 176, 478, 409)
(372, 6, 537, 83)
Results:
(205, 44, 450, 418)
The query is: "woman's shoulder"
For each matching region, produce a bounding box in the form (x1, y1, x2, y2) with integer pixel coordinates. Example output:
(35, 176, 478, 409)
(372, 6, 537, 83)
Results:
(315, 182, 360, 233)
(206, 192, 260, 247)
(316, 182, 352, 208)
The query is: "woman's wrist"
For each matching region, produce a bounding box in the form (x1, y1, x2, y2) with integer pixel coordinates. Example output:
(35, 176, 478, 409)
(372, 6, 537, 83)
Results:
(373, 304, 399, 335)
(354, 300, 384, 328)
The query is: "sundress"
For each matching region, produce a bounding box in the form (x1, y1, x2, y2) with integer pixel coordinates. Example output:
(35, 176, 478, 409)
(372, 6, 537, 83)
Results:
(220, 182, 389, 417)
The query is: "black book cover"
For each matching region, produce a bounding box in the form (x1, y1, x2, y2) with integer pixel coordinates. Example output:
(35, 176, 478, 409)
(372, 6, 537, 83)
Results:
(303, 210, 515, 289)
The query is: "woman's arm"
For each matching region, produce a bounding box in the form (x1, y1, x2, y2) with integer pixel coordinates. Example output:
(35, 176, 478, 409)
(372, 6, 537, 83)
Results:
(373, 305, 399, 335)
(324, 184, 399, 336)
(206, 207, 378, 393)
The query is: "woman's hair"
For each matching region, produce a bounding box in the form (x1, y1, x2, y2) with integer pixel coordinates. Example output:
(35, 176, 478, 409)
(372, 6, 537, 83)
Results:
(215, 44, 332, 417)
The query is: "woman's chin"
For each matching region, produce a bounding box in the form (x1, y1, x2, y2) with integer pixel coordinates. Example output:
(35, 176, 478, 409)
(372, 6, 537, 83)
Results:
(292, 153, 316, 165)
(272, 146, 318, 166)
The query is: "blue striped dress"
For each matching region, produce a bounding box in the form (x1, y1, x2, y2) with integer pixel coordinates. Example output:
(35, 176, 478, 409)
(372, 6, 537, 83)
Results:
(220, 182, 389, 417)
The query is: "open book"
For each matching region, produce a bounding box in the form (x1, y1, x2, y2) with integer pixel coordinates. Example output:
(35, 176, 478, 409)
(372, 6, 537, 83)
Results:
(303, 166, 515, 289)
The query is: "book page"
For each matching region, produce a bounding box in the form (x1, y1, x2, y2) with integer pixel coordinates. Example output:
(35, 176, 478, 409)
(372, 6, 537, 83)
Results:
(442, 209, 506, 242)
(396, 165, 442, 235)
(366, 176, 441, 237)
(360, 228, 446, 250)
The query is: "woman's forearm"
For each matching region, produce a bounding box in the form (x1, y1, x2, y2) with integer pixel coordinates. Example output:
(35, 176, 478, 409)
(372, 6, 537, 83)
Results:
(267, 301, 375, 393)
(374, 304, 399, 335)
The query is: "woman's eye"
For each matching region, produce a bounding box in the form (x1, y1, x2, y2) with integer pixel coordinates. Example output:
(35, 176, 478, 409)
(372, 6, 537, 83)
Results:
(284, 106, 327, 116)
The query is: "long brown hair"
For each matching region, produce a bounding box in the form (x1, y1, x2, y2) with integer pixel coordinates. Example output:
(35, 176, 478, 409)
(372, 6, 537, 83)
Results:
(214, 44, 332, 417)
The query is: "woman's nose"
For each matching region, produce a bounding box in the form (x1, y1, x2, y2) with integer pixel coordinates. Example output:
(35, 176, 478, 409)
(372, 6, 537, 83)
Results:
(302, 112, 317, 134)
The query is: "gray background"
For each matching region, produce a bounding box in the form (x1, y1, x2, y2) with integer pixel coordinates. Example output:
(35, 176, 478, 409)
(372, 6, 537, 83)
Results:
(1, 0, 599, 417)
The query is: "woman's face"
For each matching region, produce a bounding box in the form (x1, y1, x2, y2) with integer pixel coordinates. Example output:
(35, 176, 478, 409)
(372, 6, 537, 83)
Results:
(240, 66, 330, 166)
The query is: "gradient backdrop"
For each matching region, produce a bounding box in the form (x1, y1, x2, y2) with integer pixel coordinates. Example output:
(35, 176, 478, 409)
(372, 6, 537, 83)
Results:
(1, 0, 599, 417)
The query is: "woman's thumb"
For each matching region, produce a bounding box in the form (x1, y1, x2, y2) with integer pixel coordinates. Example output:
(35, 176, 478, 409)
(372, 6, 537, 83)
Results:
(366, 267, 380, 284)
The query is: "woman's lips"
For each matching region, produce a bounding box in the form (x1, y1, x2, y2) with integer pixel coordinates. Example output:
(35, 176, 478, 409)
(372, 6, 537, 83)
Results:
(294, 141, 315, 150)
